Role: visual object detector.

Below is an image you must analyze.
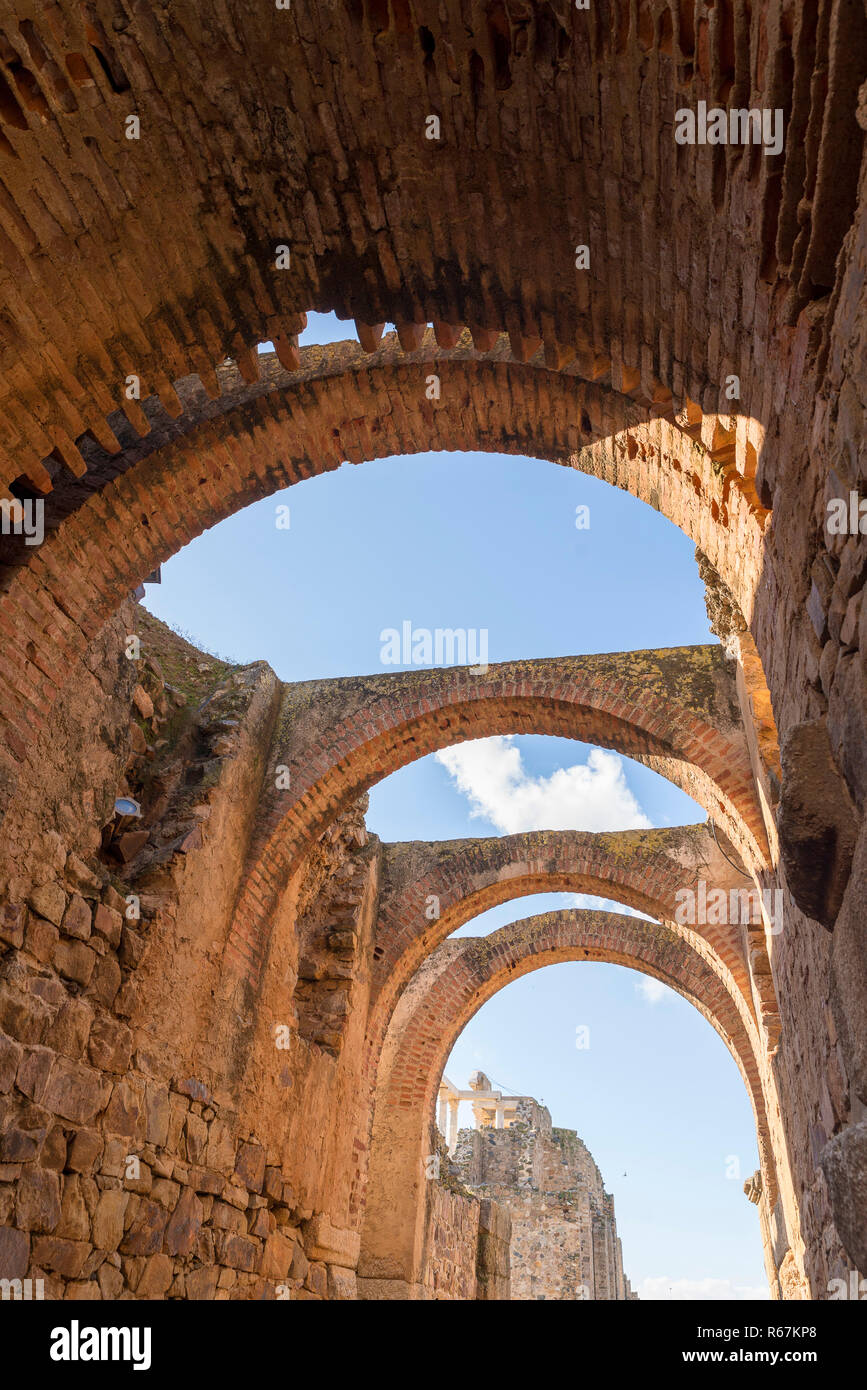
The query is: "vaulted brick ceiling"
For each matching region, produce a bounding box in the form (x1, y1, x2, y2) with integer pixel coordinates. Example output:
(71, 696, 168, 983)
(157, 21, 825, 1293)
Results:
(0, 0, 863, 504)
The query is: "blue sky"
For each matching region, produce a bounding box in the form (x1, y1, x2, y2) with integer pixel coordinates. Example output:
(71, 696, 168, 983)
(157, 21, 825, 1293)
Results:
(143, 312, 766, 1299)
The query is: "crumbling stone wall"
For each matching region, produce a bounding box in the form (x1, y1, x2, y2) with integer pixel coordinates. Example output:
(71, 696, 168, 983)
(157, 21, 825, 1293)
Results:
(0, 610, 381, 1299)
(421, 1187, 512, 1302)
(418, 1128, 510, 1301)
(453, 1097, 635, 1301)
(422, 1183, 480, 1301)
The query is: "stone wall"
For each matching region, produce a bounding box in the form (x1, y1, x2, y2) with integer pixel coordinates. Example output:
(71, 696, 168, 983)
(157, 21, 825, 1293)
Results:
(452, 1097, 635, 1301)
(422, 1183, 480, 1301)
(0, 608, 376, 1299)
(419, 1129, 511, 1301)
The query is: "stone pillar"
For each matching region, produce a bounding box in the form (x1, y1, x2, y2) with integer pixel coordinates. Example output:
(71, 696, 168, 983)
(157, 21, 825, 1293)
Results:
(437, 1089, 448, 1137)
(447, 1098, 459, 1153)
(495, 1101, 505, 1129)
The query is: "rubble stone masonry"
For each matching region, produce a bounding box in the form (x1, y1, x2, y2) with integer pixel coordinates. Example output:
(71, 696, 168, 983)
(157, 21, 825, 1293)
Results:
(453, 1096, 636, 1301)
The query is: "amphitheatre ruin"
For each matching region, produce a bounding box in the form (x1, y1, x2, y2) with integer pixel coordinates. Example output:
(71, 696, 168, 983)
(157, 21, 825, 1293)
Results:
(0, 0, 865, 1306)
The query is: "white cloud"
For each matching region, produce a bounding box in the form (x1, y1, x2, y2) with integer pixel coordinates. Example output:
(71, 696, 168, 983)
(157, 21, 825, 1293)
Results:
(435, 738, 651, 835)
(636, 977, 669, 1005)
(639, 1276, 770, 1301)
(569, 893, 656, 921)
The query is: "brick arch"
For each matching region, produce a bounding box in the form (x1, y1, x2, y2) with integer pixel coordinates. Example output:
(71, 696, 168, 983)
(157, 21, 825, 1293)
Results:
(362, 825, 762, 1084)
(0, 339, 771, 821)
(225, 653, 769, 988)
(359, 909, 774, 1293)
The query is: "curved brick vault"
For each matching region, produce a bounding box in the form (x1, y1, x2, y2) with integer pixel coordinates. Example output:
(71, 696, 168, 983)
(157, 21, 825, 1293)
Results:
(0, 337, 772, 823)
(222, 648, 771, 989)
(0, 0, 861, 505)
(361, 823, 768, 1076)
(359, 908, 775, 1291)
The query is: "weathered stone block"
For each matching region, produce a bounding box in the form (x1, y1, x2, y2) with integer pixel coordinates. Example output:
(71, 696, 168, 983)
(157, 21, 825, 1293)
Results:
(119, 926, 146, 969)
(103, 1079, 144, 1139)
(42, 1058, 110, 1126)
(40, 1125, 67, 1172)
(31, 1236, 91, 1278)
(92, 1189, 130, 1251)
(24, 914, 59, 964)
(184, 1112, 207, 1163)
(86, 954, 121, 1007)
(234, 1139, 265, 1192)
(0, 983, 50, 1044)
(65, 855, 103, 897)
(97, 1262, 124, 1298)
(67, 1129, 103, 1174)
(214, 1230, 261, 1272)
(263, 1165, 283, 1201)
(136, 1253, 174, 1298)
(56, 1175, 90, 1241)
(289, 1243, 308, 1281)
(61, 894, 92, 941)
(820, 1121, 867, 1275)
(174, 1077, 210, 1104)
(144, 1085, 170, 1147)
(65, 1279, 102, 1300)
(327, 1264, 357, 1300)
(190, 1166, 223, 1195)
(0, 902, 24, 949)
(15, 1045, 54, 1105)
(205, 1117, 236, 1173)
(0, 1124, 41, 1162)
(304, 1213, 360, 1268)
(124, 1161, 153, 1196)
(46, 998, 94, 1060)
(93, 903, 123, 948)
(248, 1207, 270, 1238)
(120, 1199, 168, 1256)
(88, 1016, 133, 1073)
(305, 1260, 327, 1295)
(0, 1225, 29, 1279)
(28, 882, 67, 927)
(260, 1230, 295, 1279)
(186, 1264, 219, 1300)
(777, 717, 858, 928)
(150, 1178, 180, 1209)
(53, 939, 96, 987)
(211, 1200, 246, 1233)
(0, 1033, 22, 1093)
(16, 1168, 61, 1232)
(165, 1187, 203, 1257)
(132, 684, 154, 719)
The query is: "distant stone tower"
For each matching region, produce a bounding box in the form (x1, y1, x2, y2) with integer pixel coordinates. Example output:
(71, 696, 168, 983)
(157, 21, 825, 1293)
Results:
(449, 1074, 637, 1300)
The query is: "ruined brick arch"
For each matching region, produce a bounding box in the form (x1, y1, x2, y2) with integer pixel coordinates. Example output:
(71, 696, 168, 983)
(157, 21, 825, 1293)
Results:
(362, 826, 763, 1083)
(359, 909, 775, 1294)
(225, 648, 770, 988)
(0, 339, 773, 817)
